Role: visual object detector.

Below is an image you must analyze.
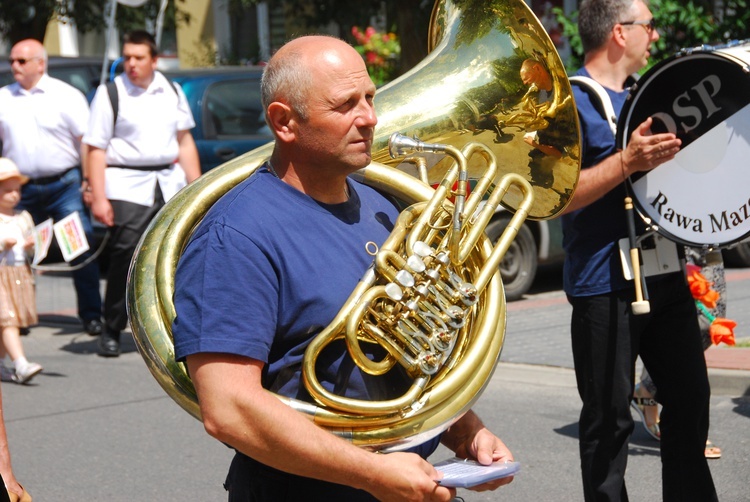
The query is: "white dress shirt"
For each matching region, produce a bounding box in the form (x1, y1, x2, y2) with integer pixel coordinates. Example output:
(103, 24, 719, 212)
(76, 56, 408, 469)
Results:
(83, 71, 196, 206)
(0, 74, 89, 179)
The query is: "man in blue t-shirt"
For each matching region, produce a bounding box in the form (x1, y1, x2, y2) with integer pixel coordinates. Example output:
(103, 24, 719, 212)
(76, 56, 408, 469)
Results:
(172, 35, 514, 501)
(561, 1, 717, 501)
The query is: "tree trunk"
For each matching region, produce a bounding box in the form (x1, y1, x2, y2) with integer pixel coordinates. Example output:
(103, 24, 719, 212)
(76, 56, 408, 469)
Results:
(395, 0, 431, 77)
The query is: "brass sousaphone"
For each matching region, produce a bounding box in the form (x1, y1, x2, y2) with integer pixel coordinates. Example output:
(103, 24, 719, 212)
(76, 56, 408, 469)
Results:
(127, 0, 580, 451)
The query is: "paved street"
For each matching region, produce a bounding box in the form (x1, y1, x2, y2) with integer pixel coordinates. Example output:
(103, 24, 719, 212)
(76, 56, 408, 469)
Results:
(2, 267, 748, 500)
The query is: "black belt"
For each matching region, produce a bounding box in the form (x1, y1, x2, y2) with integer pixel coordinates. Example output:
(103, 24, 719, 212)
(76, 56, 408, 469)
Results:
(27, 166, 79, 185)
(107, 164, 171, 172)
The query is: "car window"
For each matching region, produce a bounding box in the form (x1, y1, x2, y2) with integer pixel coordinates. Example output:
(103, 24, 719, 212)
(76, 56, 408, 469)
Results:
(48, 66, 97, 95)
(203, 79, 269, 138)
(0, 72, 13, 88)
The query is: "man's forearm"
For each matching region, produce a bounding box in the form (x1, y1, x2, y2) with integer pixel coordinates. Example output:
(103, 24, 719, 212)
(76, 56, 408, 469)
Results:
(177, 131, 201, 183)
(188, 354, 447, 500)
(440, 409, 485, 453)
(561, 152, 625, 214)
(85, 146, 108, 201)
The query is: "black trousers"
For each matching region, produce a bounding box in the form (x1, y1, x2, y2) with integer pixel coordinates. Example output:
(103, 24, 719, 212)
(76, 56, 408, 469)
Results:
(0, 473, 10, 502)
(104, 188, 164, 333)
(569, 272, 717, 502)
(225, 453, 376, 502)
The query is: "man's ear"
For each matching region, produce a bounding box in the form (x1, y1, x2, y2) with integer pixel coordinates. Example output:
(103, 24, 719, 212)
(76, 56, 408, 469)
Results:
(267, 102, 296, 143)
(611, 24, 628, 48)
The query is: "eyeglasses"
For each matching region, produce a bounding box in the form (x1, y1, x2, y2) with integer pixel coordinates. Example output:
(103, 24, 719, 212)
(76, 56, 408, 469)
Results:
(8, 57, 41, 66)
(620, 19, 656, 34)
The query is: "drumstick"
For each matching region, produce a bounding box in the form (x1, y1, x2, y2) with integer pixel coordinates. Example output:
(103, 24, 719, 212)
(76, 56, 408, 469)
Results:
(625, 196, 650, 314)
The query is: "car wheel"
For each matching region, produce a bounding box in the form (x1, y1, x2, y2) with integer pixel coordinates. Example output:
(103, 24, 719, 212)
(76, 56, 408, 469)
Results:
(722, 241, 750, 267)
(485, 215, 538, 302)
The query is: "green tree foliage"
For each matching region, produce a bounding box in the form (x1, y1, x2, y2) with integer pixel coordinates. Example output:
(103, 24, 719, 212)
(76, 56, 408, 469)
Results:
(0, 0, 188, 46)
(553, 0, 750, 72)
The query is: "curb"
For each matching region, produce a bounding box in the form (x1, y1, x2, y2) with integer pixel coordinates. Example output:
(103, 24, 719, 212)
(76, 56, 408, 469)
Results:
(707, 368, 750, 397)
(497, 362, 750, 398)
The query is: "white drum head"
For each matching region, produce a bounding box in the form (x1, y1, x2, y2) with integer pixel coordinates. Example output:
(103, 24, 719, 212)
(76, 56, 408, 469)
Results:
(618, 43, 750, 247)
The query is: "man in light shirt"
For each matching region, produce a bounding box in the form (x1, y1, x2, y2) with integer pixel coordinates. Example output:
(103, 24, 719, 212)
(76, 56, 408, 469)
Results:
(0, 39, 103, 337)
(84, 30, 200, 357)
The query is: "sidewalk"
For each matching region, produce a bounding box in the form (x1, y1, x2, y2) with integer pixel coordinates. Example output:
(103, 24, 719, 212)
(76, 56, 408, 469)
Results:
(703, 345, 750, 397)
(502, 283, 750, 398)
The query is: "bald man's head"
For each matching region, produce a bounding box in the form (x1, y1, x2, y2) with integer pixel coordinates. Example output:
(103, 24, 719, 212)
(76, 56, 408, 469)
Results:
(10, 39, 47, 90)
(261, 35, 367, 121)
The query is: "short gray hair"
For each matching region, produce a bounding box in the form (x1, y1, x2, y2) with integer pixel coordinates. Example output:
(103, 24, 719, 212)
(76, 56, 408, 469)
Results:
(260, 45, 314, 121)
(578, 0, 643, 54)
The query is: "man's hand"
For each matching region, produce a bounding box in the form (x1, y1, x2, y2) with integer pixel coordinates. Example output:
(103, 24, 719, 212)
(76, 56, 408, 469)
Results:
(440, 410, 515, 492)
(369, 452, 457, 502)
(453, 427, 515, 492)
(622, 116, 682, 175)
(91, 198, 114, 227)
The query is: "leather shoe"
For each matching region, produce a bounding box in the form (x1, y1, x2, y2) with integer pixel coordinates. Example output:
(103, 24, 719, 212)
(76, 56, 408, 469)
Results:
(84, 319, 104, 336)
(98, 331, 120, 357)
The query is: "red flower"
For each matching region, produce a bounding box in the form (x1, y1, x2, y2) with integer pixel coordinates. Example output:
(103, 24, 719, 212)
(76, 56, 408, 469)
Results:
(709, 318, 737, 346)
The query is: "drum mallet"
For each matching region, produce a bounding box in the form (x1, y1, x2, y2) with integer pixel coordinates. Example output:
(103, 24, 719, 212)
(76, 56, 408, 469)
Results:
(625, 196, 650, 315)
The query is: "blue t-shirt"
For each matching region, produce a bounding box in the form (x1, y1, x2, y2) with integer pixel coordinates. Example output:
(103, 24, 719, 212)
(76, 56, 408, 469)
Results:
(561, 68, 635, 297)
(173, 166, 440, 458)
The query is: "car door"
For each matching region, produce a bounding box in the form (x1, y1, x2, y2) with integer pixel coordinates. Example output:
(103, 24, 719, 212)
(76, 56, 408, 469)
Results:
(197, 76, 274, 172)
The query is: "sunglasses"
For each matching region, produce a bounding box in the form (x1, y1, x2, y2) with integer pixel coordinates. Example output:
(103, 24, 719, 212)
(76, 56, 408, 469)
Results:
(620, 18, 656, 34)
(8, 57, 41, 66)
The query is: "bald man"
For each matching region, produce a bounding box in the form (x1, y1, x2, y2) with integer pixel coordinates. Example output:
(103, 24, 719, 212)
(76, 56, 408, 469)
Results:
(172, 35, 514, 501)
(0, 39, 103, 337)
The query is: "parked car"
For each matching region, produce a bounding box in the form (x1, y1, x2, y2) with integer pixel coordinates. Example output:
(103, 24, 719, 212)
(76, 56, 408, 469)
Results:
(485, 211, 565, 301)
(164, 67, 273, 172)
(0, 55, 108, 96)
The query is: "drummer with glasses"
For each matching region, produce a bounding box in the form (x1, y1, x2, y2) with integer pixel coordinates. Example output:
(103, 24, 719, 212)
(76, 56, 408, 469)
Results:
(561, 1, 718, 501)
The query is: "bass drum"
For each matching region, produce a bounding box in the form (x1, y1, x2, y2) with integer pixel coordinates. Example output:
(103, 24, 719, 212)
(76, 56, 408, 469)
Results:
(617, 41, 750, 248)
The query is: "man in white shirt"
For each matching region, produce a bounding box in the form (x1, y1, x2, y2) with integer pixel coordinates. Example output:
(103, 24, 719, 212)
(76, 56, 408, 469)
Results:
(0, 39, 104, 337)
(84, 30, 200, 357)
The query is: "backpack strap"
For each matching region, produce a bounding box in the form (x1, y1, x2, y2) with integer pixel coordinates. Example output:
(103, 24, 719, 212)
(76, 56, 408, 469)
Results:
(105, 81, 119, 130)
(569, 75, 618, 137)
(105, 78, 179, 129)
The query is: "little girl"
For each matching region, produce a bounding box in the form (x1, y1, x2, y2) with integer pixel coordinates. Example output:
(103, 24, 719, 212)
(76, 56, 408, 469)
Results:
(0, 159, 42, 385)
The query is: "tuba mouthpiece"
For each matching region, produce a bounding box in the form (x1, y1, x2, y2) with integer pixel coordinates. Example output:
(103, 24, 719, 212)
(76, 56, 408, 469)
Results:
(388, 132, 447, 158)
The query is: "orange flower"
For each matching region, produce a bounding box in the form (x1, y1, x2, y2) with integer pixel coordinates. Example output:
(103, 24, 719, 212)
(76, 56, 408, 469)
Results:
(699, 289, 720, 309)
(686, 266, 712, 298)
(709, 318, 737, 346)
(685, 264, 721, 307)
